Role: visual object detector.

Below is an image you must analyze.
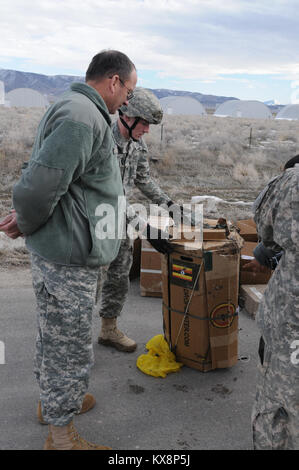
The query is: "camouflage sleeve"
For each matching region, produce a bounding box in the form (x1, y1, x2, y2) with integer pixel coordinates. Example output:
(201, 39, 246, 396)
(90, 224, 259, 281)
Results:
(254, 168, 299, 252)
(272, 169, 299, 251)
(126, 202, 147, 232)
(134, 145, 171, 206)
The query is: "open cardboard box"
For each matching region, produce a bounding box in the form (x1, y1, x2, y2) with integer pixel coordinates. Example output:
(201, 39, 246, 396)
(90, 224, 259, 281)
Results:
(170, 218, 227, 242)
(161, 233, 242, 372)
(240, 241, 272, 285)
(140, 216, 230, 297)
(236, 219, 258, 242)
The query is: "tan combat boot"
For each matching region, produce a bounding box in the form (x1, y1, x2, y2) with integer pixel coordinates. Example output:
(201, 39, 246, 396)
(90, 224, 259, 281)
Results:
(44, 421, 111, 450)
(37, 393, 96, 425)
(98, 317, 137, 352)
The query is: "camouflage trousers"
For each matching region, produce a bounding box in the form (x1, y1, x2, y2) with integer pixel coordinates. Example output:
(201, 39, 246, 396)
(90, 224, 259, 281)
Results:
(96, 235, 134, 318)
(31, 253, 99, 426)
(252, 337, 299, 450)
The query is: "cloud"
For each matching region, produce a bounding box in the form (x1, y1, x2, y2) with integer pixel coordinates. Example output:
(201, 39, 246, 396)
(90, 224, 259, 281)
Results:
(1, 0, 299, 83)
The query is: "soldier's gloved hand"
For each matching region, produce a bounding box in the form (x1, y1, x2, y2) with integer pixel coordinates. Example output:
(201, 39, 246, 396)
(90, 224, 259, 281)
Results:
(145, 224, 174, 255)
(167, 200, 197, 226)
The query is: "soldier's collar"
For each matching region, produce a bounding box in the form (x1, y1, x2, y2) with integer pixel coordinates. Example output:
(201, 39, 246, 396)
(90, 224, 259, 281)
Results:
(113, 120, 130, 150)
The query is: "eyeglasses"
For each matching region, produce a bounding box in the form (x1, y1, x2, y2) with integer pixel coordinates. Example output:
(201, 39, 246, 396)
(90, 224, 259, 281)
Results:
(119, 77, 134, 101)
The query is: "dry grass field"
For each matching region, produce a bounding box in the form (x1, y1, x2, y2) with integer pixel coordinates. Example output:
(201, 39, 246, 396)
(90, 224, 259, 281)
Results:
(1, 106, 299, 267)
(140, 113, 299, 220)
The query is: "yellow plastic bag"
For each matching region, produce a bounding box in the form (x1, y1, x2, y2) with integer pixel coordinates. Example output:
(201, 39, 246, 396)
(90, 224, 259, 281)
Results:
(137, 334, 183, 378)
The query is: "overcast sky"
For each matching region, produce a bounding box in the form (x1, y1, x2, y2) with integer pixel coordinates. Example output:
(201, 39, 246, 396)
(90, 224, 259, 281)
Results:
(1, 0, 299, 103)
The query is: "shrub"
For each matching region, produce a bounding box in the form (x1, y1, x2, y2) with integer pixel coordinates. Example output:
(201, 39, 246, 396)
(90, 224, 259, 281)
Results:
(2, 108, 299, 219)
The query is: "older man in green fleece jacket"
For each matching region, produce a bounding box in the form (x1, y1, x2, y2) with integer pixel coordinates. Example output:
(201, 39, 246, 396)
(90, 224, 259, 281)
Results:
(0, 50, 138, 450)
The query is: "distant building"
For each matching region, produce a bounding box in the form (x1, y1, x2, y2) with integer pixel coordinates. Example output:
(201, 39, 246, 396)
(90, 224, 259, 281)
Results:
(275, 104, 299, 120)
(0, 81, 4, 105)
(5, 88, 49, 108)
(160, 96, 206, 115)
(214, 100, 272, 119)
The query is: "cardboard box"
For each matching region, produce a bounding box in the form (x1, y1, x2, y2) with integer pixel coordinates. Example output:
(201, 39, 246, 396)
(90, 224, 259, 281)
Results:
(239, 284, 267, 318)
(140, 240, 163, 297)
(139, 216, 170, 297)
(161, 235, 241, 372)
(139, 217, 242, 298)
(240, 242, 272, 285)
(139, 217, 228, 297)
(236, 219, 258, 242)
(170, 218, 227, 242)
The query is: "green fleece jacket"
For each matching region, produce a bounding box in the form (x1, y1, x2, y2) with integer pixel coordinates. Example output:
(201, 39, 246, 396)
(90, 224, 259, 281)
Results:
(13, 83, 125, 267)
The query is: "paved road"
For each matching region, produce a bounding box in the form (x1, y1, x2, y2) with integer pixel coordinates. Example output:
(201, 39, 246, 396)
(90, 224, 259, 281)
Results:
(0, 268, 260, 450)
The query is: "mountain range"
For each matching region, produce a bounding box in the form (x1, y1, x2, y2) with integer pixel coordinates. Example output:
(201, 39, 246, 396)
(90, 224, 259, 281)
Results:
(0, 68, 282, 112)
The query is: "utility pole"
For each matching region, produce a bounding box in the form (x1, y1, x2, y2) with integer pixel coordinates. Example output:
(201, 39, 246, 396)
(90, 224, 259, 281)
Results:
(249, 127, 253, 147)
(160, 123, 164, 148)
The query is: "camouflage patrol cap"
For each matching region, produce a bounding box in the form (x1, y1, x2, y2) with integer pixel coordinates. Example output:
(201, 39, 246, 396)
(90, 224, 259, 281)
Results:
(120, 87, 163, 124)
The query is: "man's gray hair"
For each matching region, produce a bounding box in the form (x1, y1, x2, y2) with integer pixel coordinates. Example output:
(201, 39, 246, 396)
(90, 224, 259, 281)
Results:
(85, 50, 136, 83)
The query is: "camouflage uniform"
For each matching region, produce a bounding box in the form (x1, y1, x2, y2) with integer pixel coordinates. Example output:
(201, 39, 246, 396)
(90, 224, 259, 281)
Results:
(32, 252, 99, 426)
(12, 82, 125, 428)
(251, 165, 299, 450)
(98, 115, 171, 319)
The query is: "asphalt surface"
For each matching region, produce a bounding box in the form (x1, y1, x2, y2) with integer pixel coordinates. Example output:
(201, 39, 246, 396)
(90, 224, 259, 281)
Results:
(0, 268, 260, 451)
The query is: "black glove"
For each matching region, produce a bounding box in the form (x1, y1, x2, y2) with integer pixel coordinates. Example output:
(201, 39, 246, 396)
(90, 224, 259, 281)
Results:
(145, 224, 174, 254)
(167, 200, 197, 226)
(253, 242, 283, 270)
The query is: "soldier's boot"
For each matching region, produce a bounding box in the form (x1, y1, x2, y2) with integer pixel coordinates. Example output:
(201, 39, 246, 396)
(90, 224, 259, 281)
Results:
(44, 421, 111, 450)
(98, 317, 137, 352)
(37, 393, 96, 425)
